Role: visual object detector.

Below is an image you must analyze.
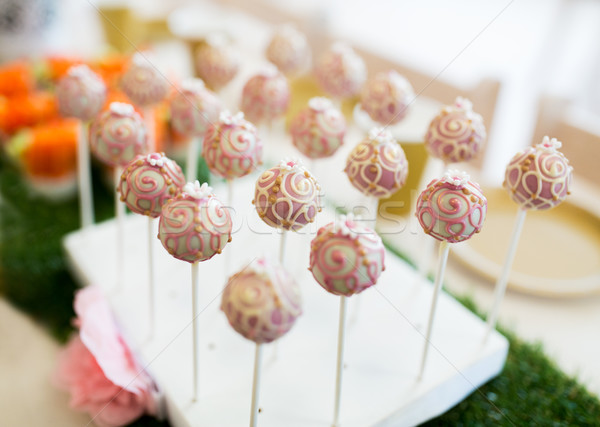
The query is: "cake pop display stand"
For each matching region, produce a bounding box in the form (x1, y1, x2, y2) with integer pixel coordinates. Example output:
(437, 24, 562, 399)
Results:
(63, 176, 508, 427)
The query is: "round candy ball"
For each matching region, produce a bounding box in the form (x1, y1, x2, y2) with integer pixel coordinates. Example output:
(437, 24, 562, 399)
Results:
(202, 111, 263, 179)
(89, 102, 149, 167)
(360, 70, 413, 126)
(504, 136, 573, 211)
(119, 152, 186, 218)
(314, 42, 366, 99)
(121, 52, 169, 107)
(310, 215, 385, 297)
(265, 24, 310, 75)
(416, 170, 487, 243)
(56, 65, 107, 121)
(344, 128, 408, 198)
(240, 67, 290, 124)
(158, 181, 232, 263)
(221, 257, 302, 344)
(169, 78, 223, 137)
(425, 97, 486, 164)
(253, 159, 321, 231)
(290, 97, 346, 159)
(195, 34, 240, 91)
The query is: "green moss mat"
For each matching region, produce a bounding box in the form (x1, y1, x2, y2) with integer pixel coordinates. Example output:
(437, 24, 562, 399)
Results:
(1, 154, 599, 425)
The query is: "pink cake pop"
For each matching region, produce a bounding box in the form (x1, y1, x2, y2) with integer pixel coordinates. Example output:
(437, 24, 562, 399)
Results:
(416, 170, 487, 243)
(314, 42, 366, 100)
(503, 136, 573, 211)
(360, 70, 413, 126)
(425, 97, 486, 164)
(240, 67, 290, 124)
(89, 102, 149, 167)
(169, 78, 223, 137)
(345, 128, 408, 198)
(158, 181, 233, 263)
(119, 152, 186, 217)
(221, 257, 302, 343)
(253, 159, 321, 231)
(310, 214, 385, 297)
(202, 111, 263, 179)
(196, 34, 240, 91)
(265, 24, 310, 75)
(121, 52, 169, 107)
(56, 65, 106, 121)
(290, 97, 346, 159)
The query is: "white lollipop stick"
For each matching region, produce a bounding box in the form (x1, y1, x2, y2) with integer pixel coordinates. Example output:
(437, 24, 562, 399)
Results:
(143, 107, 156, 152)
(186, 137, 202, 181)
(148, 216, 156, 338)
(77, 122, 94, 229)
(333, 295, 347, 427)
(114, 167, 125, 290)
(418, 240, 450, 380)
(249, 343, 264, 427)
(484, 208, 527, 343)
(224, 179, 233, 277)
(191, 261, 200, 401)
(279, 230, 287, 266)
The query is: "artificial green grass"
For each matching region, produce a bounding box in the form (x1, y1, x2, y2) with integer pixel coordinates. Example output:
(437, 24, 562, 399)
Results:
(1, 153, 599, 426)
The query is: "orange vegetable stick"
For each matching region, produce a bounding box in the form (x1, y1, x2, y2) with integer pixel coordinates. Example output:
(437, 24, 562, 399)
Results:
(0, 61, 34, 96)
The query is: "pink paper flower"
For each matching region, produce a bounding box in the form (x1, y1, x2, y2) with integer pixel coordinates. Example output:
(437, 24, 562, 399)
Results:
(55, 287, 160, 427)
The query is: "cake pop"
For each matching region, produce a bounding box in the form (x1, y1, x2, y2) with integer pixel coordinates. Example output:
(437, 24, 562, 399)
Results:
(345, 128, 408, 198)
(360, 70, 413, 126)
(119, 152, 186, 217)
(222, 257, 302, 427)
(253, 159, 321, 231)
(170, 78, 223, 137)
(196, 34, 240, 91)
(415, 169, 487, 243)
(121, 52, 169, 108)
(290, 97, 346, 159)
(240, 67, 290, 125)
(89, 102, 149, 167)
(56, 64, 106, 121)
(415, 170, 487, 379)
(159, 181, 232, 263)
(485, 137, 573, 342)
(265, 24, 310, 75)
(314, 42, 366, 100)
(222, 257, 302, 344)
(202, 111, 263, 180)
(310, 214, 385, 297)
(503, 136, 572, 211)
(424, 97, 486, 164)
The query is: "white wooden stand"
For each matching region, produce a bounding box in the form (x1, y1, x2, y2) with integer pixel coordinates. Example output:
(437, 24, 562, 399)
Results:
(63, 180, 508, 426)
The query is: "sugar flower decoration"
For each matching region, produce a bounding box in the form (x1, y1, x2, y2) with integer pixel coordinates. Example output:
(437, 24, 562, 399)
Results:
(183, 180, 213, 199)
(109, 102, 135, 116)
(368, 127, 395, 145)
(308, 97, 333, 111)
(442, 169, 470, 187)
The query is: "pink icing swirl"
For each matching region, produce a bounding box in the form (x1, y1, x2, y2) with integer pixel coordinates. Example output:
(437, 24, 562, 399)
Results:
(89, 102, 149, 167)
(265, 25, 310, 75)
(425, 97, 486, 164)
(416, 170, 487, 242)
(169, 78, 223, 137)
(221, 257, 302, 344)
(158, 185, 232, 263)
(314, 43, 366, 99)
(503, 136, 573, 210)
(56, 65, 107, 121)
(240, 68, 290, 124)
(290, 97, 346, 159)
(253, 159, 322, 231)
(202, 111, 263, 179)
(310, 216, 385, 296)
(344, 128, 408, 198)
(195, 36, 240, 91)
(360, 70, 413, 125)
(121, 53, 169, 107)
(119, 153, 186, 218)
